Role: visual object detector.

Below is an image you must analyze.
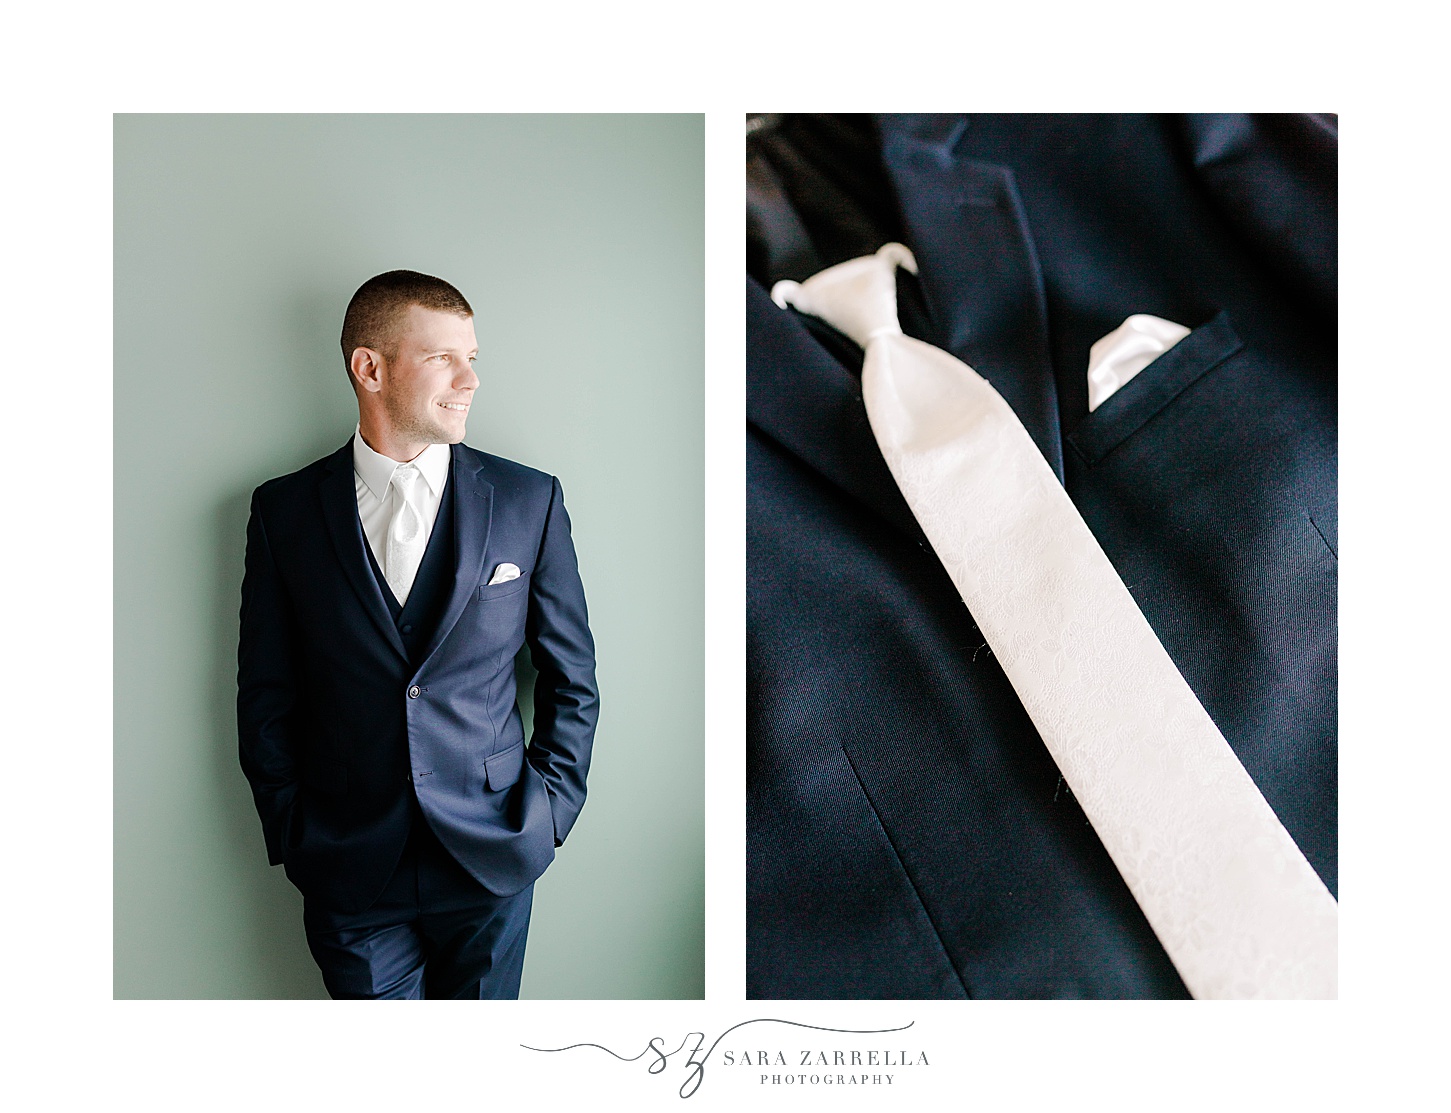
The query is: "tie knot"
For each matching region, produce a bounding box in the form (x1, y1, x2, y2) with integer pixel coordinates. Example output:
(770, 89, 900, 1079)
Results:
(391, 465, 420, 493)
(770, 242, 917, 349)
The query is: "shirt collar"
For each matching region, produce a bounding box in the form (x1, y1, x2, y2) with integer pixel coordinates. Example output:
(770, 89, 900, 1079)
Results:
(352, 426, 452, 501)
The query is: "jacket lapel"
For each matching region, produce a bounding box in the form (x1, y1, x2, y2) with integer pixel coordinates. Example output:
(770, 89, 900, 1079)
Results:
(747, 276, 926, 541)
(878, 118, 1065, 481)
(417, 445, 492, 668)
(318, 440, 409, 661)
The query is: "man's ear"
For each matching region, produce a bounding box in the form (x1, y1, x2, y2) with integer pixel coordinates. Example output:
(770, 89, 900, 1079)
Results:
(350, 346, 385, 393)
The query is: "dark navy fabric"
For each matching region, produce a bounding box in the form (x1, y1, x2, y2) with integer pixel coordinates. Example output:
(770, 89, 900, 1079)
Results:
(239, 438, 599, 915)
(303, 801, 534, 1000)
(747, 114, 1336, 999)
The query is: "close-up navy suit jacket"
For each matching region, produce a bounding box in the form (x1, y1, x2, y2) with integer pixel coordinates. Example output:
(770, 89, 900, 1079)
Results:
(238, 439, 598, 914)
(747, 114, 1336, 998)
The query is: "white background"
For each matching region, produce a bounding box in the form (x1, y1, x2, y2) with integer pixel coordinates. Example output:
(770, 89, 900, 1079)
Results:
(4, 3, 1443, 1109)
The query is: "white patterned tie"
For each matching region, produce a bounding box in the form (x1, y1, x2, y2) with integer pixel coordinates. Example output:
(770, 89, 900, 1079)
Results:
(772, 244, 1337, 999)
(384, 465, 426, 606)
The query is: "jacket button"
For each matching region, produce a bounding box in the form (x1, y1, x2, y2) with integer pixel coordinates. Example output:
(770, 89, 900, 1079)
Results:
(408, 685, 421, 699)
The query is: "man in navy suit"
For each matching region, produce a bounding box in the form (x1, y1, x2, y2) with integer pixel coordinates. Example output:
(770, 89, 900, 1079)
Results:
(238, 270, 599, 999)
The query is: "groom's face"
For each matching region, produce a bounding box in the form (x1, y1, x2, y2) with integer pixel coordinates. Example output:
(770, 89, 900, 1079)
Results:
(377, 304, 480, 446)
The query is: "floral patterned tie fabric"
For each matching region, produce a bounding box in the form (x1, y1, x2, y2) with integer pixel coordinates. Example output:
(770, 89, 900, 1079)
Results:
(384, 464, 426, 606)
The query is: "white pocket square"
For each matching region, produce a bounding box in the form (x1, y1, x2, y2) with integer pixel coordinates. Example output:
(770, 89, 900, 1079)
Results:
(487, 562, 521, 586)
(1086, 313, 1191, 411)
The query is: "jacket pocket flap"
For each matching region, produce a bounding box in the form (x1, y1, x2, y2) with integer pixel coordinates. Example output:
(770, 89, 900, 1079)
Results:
(478, 570, 530, 600)
(1068, 311, 1243, 466)
(483, 741, 525, 790)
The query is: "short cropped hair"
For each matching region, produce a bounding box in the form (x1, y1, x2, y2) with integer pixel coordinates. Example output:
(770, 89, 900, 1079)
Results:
(340, 270, 473, 375)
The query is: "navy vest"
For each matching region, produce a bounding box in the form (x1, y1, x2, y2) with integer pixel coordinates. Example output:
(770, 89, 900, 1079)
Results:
(363, 461, 462, 856)
(364, 460, 457, 669)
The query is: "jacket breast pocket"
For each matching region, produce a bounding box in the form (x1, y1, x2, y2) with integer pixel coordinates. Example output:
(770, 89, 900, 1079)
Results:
(483, 740, 525, 791)
(1068, 312, 1243, 467)
(478, 569, 530, 601)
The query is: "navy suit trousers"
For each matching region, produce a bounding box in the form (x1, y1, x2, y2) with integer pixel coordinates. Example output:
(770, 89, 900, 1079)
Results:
(302, 803, 533, 1000)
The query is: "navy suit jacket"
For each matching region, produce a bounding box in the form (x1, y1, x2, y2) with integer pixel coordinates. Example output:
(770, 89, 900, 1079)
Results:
(747, 114, 1336, 998)
(238, 439, 598, 913)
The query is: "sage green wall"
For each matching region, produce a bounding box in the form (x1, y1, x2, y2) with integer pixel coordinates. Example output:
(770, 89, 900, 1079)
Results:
(113, 114, 704, 999)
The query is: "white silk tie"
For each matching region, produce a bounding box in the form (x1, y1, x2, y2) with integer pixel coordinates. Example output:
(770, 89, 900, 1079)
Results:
(385, 465, 426, 606)
(772, 244, 1337, 1000)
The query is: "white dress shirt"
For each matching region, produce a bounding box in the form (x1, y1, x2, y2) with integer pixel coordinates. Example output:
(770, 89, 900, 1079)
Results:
(352, 428, 451, 585)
